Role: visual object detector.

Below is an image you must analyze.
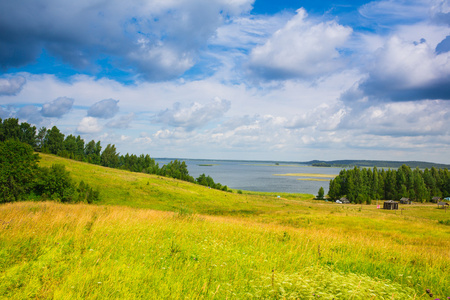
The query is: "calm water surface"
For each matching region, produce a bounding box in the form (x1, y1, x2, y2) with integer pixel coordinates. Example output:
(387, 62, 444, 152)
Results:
(155, 159, 343, 195)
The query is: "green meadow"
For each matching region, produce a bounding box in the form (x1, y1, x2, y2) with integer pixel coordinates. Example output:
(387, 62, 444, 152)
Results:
(1, 154, 449, 299)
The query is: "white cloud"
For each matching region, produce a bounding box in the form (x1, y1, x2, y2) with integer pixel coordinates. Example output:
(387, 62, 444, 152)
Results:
(133, 136, 152, 144)
(348, 35, 450, 102)
(154, 97, 231, 130)
(107, 113, 135, 128)
(88, 99, 120, 119)
(248, 8, 352, 80)
(340, 100, 450, 137)
(77, 117, 102, 133)
(16, 105, 43, 125)
(41, 97, 74, 117)
(0, 76, 26, 96)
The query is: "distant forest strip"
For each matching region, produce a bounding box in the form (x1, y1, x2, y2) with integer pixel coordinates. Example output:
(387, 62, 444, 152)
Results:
(308, 160, 450, 169)
(0, 118, 227, 202)
(328, 165, 450, 204)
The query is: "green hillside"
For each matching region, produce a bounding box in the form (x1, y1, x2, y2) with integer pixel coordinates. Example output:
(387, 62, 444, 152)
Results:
(37, 153, 313, 215)
(0, 154, 449, 299)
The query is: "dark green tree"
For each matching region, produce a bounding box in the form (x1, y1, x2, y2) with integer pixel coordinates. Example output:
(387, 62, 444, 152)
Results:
(0, 140, 39, 202)
(63, 134, 78, 158)
(75, 135, 85, 158)
(101, 144, 119, 168)
(19, 122, 37, 148)
(1, 118, 20, 141)
(85, 140, 101, 164)
(317, 187, 325, 200)
(44, 126, 65, 154)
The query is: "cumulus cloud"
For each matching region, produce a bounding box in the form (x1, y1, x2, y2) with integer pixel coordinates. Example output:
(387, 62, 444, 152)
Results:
(347, 36, 450, 102)
(287, 104, 347, 131)
(41, 97, 74, 117)
(88, 99, 119, 119)
(154, 97, 231, 131)
(107, 113, 135, 128)
(77, 117, 102, 133)
(16, 105, 43, 125)
(0, 76, 26, 96)
(338, 100, 450, 139)
(248, 8, 352, 80)
(0, 0, 253, 81)
(134, 132, 152, 144)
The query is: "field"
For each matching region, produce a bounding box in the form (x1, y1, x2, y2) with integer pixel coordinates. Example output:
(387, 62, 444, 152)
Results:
(0, 154, 449, 299)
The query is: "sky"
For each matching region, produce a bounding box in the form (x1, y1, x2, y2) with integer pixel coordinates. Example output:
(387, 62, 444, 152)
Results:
(1, 0, 450, 164)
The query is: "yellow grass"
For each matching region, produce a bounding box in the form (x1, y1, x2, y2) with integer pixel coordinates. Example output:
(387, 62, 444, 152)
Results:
(3, 201, 448, 299)
(0, 154, 449, 298)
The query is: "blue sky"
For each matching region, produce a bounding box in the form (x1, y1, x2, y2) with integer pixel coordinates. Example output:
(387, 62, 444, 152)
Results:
(1, 0, 450, 163)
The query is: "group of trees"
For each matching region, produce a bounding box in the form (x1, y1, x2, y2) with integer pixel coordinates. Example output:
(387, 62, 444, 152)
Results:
(0, 139, 99, 203)
(196, 173, 229, 191)
(0, 118, 227, 198)
(327, 165, 450, 204)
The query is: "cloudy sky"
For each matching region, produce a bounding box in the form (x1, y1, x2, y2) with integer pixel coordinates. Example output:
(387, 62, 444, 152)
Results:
(1, 0, 450, 163)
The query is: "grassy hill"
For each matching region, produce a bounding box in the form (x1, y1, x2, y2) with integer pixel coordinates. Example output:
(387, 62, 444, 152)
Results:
(0, 154, 449, 299)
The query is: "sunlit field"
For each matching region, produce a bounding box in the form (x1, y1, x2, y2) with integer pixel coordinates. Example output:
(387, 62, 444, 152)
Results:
(0, 154, 449, 299)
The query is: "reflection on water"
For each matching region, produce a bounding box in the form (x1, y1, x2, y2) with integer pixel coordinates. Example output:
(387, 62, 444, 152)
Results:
(155, 159, 343, 195)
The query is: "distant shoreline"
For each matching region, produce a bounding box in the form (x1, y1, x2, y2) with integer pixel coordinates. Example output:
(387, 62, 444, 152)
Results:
(155, 158, 450, 169)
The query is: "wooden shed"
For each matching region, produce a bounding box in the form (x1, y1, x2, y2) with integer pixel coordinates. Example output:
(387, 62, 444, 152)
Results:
(399, 197, 411, 204)
(383, 200, 398, 210)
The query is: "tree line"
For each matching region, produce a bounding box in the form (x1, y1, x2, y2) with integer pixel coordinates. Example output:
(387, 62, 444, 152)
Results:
(0, 118, 228, 194)
(327, 165, 450, 204)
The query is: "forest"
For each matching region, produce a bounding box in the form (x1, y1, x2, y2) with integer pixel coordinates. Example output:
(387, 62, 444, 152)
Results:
(0, 118, 226, 204)
(327, 165, 450, 203)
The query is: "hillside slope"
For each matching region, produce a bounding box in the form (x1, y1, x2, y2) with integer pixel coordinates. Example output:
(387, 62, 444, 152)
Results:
(38, 153, 312, 215)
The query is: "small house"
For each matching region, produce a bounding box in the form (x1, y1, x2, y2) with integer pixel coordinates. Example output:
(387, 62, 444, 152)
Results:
(399, 197, 411, 204)
(383, 200, 398, 210)
(432, 196, 442, 203)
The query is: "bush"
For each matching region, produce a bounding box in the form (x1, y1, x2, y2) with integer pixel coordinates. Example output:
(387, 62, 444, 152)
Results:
(35, 164, 74, 202)
(0, 140, 39, 202)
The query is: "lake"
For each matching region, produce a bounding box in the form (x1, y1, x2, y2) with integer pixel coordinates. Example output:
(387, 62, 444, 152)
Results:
(155, 158, 344, 195)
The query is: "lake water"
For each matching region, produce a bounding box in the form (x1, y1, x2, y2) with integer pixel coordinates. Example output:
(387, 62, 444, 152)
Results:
(155, 158, 343, 195)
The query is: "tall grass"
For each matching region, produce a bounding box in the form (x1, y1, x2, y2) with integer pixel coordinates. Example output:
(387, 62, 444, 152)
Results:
(0, 154, 448, 298)
(1, 202, 449, 299)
